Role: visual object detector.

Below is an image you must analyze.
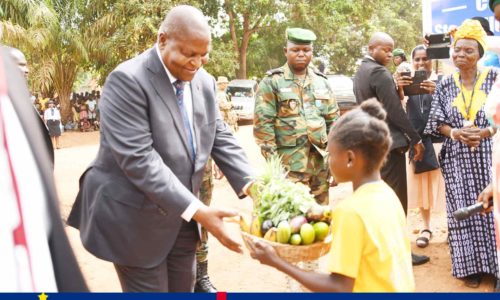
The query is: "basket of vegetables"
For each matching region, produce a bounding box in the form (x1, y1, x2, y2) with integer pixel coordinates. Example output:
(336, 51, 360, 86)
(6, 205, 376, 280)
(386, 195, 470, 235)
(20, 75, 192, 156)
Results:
(240, 156, 332, 263)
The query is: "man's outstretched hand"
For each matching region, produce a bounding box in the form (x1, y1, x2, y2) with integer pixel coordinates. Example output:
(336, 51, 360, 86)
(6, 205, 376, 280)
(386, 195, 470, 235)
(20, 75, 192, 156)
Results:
(193, 205, 243, 254)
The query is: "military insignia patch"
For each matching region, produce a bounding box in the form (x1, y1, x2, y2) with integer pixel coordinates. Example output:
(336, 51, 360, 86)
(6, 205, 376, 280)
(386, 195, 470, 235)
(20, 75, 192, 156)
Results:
(289, 100, 297, 110)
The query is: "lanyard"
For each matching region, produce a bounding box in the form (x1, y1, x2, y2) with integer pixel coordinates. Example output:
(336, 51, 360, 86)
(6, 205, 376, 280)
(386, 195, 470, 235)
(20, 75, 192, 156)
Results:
(459, 71, 479, 120)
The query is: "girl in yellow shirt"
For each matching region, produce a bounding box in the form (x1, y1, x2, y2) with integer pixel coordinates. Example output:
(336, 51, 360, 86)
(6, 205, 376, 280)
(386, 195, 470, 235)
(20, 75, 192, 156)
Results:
(248, 99, 415, 292)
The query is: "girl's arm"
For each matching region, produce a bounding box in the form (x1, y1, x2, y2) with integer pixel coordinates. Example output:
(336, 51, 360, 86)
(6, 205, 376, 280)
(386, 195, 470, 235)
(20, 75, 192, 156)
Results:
(248, 240, 354, 292)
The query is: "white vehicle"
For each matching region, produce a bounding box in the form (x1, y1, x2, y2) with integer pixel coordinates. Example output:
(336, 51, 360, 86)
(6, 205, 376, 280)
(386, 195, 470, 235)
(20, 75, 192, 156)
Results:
(327, 74, 357, 115)
(227, 79, 258, 122)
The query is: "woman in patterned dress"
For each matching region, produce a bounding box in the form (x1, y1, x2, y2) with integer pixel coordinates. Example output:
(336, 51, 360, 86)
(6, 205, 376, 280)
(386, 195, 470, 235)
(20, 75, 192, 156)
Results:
(425, 19, 499, 288)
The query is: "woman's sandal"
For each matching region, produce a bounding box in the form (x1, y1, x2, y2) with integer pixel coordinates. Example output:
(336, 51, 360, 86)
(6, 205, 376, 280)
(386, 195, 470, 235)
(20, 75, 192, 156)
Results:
(464, 274, 481, 288)
(416, 229, 432, 248)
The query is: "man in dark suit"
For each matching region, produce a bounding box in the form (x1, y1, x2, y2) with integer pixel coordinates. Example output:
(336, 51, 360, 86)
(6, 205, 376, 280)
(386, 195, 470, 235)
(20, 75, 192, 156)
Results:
(353, 32, 429, 266)
(0, 46, 87, 291)
(68, 5, 254, 292)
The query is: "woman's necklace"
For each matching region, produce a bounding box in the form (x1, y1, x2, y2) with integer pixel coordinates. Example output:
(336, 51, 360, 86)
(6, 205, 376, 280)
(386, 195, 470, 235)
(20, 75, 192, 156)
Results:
(418, 94, 424, 115)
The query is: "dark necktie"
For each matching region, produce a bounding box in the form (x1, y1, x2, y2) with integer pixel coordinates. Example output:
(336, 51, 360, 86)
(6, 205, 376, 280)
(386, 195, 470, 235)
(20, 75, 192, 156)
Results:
(173, 80, 196, 160)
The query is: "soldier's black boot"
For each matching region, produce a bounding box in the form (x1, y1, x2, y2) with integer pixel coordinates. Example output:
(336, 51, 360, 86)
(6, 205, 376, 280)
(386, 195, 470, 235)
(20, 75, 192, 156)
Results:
(194, 260, 217, 293)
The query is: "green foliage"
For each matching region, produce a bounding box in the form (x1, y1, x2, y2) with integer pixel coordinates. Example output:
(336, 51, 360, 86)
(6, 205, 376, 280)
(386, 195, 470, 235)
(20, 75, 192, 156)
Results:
(253, 155, 316, 226)
(204, 39, 238, 79)
(1, 0, 424, 110)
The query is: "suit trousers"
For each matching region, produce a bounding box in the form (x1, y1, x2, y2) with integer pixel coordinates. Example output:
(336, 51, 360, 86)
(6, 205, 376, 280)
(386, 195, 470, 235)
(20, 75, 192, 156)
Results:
(114, 220, 199, 292)
(381, 149, 408, 216)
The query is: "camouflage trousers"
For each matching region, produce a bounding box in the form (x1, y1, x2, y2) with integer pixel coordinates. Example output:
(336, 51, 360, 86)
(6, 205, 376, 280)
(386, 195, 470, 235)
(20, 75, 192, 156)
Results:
(287, 169, 329, 205)
(196, 158, 214, 263)
(221, 110, 239, 133)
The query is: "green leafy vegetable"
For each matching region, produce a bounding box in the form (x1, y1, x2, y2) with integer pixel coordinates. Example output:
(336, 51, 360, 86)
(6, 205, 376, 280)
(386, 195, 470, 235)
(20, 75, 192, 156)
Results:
(252, 155, 317, 226)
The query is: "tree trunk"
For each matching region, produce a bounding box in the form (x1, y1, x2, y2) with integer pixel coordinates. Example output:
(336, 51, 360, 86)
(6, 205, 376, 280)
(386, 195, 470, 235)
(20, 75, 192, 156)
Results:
(52, 59, 77, 123)
(237, 49, 247, 79)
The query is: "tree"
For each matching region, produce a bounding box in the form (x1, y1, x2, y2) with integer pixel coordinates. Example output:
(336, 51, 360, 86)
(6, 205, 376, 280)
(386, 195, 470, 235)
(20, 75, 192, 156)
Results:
(81, 0, 183, 86)
(1, 0, 88, 121)
(202, 0, 287, 79)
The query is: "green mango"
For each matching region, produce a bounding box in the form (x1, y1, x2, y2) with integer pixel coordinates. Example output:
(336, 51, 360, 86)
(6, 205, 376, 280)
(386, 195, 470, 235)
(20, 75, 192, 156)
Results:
(276, 221, 292, 244)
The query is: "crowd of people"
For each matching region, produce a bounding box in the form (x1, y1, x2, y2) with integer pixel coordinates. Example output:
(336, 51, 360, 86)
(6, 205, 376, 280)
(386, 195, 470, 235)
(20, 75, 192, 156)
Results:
(2, 1, 500, 294)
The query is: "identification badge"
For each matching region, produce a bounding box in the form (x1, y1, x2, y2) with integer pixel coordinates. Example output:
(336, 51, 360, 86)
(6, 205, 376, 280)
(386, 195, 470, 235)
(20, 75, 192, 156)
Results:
(315, 100, 322, 108)
(289, 100, 297, 110)
(280, 87, 292, 92)
(463, 120, 474, 127)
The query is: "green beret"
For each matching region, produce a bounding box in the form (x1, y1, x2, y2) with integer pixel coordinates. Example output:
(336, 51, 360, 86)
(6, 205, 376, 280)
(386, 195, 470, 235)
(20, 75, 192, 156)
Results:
(392, 48, 405, 57)
(490, 0, 500, 11)
(286, 28, 317, 45)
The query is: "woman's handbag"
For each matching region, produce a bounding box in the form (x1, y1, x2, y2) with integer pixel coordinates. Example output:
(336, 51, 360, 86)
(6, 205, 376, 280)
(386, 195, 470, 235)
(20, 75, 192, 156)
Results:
(411, 136, 440, 174)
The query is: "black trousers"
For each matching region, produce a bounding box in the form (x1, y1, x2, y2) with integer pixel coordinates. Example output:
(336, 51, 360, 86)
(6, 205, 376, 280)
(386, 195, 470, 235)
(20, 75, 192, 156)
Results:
(381, 149, 408, 216)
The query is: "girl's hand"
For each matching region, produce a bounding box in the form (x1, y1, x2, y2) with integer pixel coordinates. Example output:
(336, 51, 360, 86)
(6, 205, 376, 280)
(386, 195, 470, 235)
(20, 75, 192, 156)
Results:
(247, 238, 280, 267)
(420, 80, 436, 94)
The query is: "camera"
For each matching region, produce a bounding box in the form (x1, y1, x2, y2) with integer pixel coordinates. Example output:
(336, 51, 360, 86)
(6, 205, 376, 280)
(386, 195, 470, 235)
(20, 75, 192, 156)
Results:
(401, 70, 429, 96)
(426, 33, 451, 59)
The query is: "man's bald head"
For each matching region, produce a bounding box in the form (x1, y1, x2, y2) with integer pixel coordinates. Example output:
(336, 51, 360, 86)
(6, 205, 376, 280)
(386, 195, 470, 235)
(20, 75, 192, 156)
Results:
(157, 5, 211, 82)
(367, 32, 394, 67)
(6, 46, 29, 79)
(368, 32, 394, 48)
(158, 5, 211, 40)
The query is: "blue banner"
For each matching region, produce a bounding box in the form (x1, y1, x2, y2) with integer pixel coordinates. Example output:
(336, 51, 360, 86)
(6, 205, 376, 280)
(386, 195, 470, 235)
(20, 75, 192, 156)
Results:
(430, 0, 496, 33)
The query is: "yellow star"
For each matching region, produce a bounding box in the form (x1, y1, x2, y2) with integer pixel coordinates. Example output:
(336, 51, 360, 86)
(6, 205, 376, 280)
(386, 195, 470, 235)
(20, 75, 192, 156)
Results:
(38, 292, 48, 300)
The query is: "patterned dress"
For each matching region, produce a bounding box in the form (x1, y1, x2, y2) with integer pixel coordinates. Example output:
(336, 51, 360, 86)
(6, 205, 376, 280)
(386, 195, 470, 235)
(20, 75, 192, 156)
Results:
(425, 68, 499, 279)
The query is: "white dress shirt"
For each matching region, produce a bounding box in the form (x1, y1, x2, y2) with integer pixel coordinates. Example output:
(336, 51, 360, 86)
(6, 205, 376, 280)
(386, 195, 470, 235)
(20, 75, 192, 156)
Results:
(43, 107, 61, 121)
(155, 45, 202, 221)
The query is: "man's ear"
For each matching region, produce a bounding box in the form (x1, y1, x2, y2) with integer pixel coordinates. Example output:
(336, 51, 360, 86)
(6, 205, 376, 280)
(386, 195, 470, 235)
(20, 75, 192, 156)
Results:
(158, 32, 168, 49)
(283, 46, 288, 55)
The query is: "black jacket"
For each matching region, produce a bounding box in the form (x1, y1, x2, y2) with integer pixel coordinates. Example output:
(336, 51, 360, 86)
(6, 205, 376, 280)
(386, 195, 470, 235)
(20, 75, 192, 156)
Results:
(406, 93, 444, 143)
(353, 57, 421, 150)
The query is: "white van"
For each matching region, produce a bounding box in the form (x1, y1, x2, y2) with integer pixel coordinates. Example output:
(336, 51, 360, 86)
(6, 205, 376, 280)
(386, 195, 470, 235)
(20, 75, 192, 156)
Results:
(227, 79, 258, 121)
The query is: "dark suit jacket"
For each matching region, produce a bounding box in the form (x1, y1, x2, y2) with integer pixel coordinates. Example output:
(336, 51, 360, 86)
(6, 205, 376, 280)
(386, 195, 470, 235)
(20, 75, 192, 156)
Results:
(1, 47, 88, 291)
(68, 47, 253, 268)
(353, 57, 420, 150)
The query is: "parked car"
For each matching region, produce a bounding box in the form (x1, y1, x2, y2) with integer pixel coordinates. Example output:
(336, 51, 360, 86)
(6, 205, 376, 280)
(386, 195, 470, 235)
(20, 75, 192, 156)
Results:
(326, 74, 357, 115)
(227, 79, 258, 122)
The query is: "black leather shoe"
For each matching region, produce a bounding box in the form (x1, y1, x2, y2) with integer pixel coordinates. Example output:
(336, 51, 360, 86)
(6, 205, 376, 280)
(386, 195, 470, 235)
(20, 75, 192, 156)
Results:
(194, 261, 217, 293)
(412, 253, 430, 266)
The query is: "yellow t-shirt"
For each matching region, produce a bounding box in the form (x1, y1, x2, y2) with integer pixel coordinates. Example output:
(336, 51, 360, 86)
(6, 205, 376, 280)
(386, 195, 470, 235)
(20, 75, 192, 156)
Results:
(328, 181, 415, 292)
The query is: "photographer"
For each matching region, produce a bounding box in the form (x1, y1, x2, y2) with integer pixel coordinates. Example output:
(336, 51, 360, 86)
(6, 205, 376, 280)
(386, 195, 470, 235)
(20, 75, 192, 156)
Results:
(395, 45, 446, 249)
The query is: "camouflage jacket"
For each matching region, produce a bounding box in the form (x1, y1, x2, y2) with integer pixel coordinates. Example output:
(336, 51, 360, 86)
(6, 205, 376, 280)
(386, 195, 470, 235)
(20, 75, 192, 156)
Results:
(254, 63, 339, 173)
(217, 90, 238, 130)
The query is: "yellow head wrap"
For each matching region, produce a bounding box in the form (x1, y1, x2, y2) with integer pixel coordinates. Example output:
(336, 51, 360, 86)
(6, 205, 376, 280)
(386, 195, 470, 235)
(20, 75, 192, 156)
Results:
(452, 19, 488, 53)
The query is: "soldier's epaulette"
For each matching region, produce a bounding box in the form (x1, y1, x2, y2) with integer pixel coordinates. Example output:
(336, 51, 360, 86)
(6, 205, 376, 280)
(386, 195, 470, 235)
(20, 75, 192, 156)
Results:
(265, 68, 284, 76)
(312, 69, 327, 79)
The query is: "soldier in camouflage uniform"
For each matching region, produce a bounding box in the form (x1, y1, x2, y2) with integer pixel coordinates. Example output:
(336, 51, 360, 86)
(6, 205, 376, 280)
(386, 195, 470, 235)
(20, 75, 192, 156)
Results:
(216, 76, 238, 132)
(195, 76, 239, 293)
(254, 28, 340, 205)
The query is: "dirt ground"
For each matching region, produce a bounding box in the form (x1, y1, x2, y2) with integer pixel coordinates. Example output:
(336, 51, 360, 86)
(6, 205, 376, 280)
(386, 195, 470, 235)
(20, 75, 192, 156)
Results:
(55, 126, 496, 292)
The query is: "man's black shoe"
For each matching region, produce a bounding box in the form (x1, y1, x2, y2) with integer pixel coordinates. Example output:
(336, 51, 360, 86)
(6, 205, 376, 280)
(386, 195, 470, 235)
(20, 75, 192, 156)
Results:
(412, 253, 430, 266)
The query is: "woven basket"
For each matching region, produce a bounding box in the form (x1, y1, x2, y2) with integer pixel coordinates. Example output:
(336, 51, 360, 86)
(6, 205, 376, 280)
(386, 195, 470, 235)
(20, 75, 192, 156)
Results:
(241, 231, 332, 263)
